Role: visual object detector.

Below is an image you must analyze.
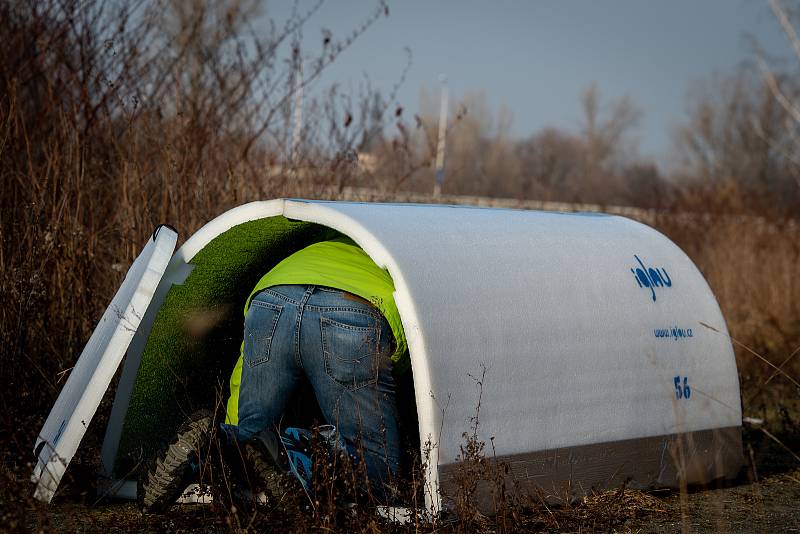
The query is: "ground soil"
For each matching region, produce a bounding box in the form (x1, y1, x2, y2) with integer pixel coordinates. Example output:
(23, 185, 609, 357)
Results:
(19, 430, 800, 533)
(22, 471, 800, 533)
(634, 468, 800, 533)
(14, 381, 800, 533)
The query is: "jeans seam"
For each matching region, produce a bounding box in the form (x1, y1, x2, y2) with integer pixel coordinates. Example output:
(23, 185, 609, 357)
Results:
(304, 305, 382, 318)
(294, 286, 315, 368)
(320, 316, 378, 331)
(260, 287, 300, 305)
(261, 287, 381, 314)
(250, 300, 283, 312)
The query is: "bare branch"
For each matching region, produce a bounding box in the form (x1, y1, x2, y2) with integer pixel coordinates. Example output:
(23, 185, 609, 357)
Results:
(770, 0, 800, 63)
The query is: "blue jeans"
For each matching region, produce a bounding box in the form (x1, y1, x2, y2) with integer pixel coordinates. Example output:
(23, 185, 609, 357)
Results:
(228, 284, 401, 502)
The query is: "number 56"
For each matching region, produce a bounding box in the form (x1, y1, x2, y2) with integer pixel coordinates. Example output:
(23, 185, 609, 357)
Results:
(674, 376, 691, 399)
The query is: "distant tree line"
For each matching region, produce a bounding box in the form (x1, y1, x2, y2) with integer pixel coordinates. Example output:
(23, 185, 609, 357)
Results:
(354, 3, 800, 215)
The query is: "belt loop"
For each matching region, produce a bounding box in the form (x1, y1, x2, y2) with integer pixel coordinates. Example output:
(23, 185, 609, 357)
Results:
(299, 284, 314, 308)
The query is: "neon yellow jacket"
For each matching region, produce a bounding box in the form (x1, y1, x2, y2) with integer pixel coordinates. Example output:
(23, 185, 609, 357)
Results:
(226, 237, 408, 425)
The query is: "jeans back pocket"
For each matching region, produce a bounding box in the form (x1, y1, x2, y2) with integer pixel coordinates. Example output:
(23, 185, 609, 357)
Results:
(244, 300, 283, 367)
(321, 312, 381, 390)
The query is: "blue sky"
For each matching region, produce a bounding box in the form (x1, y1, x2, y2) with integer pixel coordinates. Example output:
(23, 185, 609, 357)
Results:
(267, 0, 790, 168)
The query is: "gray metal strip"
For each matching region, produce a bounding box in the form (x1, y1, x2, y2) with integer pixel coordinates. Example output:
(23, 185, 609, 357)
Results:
(438, 426, 743, 512)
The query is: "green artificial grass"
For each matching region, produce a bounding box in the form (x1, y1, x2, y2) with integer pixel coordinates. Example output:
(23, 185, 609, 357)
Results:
(115, 216, 337, 476)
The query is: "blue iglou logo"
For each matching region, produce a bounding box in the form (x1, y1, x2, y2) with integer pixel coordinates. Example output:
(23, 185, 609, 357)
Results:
(630, 255, 672, 301)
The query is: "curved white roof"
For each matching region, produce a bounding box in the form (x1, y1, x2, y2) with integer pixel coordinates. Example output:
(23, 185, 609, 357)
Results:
(160, 199, 742, 509)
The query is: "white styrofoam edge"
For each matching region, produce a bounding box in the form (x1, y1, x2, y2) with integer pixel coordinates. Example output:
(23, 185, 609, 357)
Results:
(32, 228, 178, 502)
(98, 201, 287, 481)
(172, 199, 288, 269)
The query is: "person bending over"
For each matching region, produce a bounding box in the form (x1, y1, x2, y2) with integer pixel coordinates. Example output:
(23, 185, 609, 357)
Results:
(138, 235, 409, 513)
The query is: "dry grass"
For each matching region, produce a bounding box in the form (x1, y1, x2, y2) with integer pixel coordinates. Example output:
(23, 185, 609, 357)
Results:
(654, 207, 800, 418)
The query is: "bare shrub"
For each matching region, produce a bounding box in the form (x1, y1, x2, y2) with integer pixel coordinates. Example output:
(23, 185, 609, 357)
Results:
(0, 0, 405, 515)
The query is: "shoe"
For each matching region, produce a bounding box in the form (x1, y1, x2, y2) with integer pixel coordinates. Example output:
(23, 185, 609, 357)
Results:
(241, 430, 308, 512)
(137, 409, 214, 514)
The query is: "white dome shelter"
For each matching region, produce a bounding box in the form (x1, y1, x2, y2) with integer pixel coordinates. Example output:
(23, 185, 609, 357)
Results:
(33, 199, 743, 512)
